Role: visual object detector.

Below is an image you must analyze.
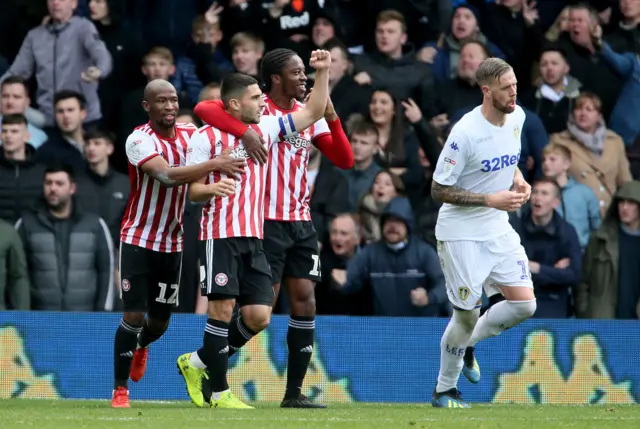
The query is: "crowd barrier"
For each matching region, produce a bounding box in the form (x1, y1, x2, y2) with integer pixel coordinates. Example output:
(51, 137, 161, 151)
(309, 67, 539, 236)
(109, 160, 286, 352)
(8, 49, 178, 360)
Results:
(0, 312, 638, 404)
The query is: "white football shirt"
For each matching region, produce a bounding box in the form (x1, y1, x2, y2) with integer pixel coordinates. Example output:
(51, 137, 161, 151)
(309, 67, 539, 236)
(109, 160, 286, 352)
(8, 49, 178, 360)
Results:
(433, 105, 526, 241)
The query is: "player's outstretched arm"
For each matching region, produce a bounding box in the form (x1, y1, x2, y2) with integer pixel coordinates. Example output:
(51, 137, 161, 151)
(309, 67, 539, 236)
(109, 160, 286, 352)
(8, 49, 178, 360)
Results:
(289, 50, 331, 133)
(126, 132, 226, 187)
(431, 181, 489, 206)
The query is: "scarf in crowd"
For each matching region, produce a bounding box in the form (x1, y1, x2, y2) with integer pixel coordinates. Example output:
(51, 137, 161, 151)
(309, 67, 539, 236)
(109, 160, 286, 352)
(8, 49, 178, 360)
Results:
(567, 117, 607, 155)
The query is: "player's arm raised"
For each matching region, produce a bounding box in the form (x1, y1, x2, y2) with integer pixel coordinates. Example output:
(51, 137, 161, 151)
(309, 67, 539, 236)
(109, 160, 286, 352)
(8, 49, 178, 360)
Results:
(287, 50, 331, 134)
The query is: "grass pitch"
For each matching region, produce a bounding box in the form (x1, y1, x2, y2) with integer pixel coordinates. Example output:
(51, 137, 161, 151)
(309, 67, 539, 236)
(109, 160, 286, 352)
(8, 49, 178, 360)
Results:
(1, 400, 639, 429)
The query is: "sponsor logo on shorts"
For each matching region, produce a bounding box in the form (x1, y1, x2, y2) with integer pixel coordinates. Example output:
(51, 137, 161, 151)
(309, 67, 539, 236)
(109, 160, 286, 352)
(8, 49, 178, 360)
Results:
(215, 273, 228, 286)
(458, 286, 469, 301)
(121, 279, 130, 292)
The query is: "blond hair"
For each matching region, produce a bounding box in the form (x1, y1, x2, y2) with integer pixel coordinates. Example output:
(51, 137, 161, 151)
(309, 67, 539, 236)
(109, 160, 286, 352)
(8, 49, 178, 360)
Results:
(475, 58, 512, 86)
(542, 143, 572, 162)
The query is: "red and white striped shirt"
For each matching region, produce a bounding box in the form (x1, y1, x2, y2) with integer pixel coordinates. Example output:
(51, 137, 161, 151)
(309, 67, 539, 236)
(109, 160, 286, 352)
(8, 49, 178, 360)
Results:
(120, 122, 196, 252)
(188, 115, 295, 240)
(263, 95, 330, 222)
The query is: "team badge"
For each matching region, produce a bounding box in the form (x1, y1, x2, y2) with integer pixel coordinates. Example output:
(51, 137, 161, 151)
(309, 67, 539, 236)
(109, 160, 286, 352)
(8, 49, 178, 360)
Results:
(215, 273, 228, 286)
(458, 286, 469, 301)
(513, 125, 521, 139)
(121, 279, 131, 292)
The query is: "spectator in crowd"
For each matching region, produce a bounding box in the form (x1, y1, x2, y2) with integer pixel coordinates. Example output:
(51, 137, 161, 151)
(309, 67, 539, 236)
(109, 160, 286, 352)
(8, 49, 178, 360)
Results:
(411, 146, 441, 249)
(333, 196, 447, 317)
(74, 129, 129, 242)
(308, 145, 350, 246)
(0, 114, 46, 224)
(15, 164, 115, 311)
(198, 82, 221, 102)
(89, 0, 145, 134)
(316, 213, 370, 316)
(0, 218, 30, 310)
(593, 25, 640, 148)
(37, 91, 88, 173)
(606, 0, 640, 53)
(322, 38, 370, 121)
(548, 92, 632, 216)
(542, 143, 602, 251)
(578, 180, 640, 319)
(0, 77, 47, 148)
(360, 88, 422, 191)
(173, 14, 233, 106)
(420, 4, 504, 82)
(510, 179, 582, 318)
(230, 32, 265, 83)
(357, 170, 404, 244)
(352, 10, 437, 118)
(556, 4, 621, 121)
(472, 0, 543, 92)
(544, 6, 570, 41)
(431, 40, 486, 129)
(344, 117, 382, 211)
(0, 0, 112, 127)
(521, 45, 583, 135)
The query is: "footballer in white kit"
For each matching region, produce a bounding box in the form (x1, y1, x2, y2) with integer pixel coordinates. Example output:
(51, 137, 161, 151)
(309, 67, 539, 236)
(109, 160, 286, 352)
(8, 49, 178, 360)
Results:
(429, 58, 537, 409)
(433, 104, 533, 310)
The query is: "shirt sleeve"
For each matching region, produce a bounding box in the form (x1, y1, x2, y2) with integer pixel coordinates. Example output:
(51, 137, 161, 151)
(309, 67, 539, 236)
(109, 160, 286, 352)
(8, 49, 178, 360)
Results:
(432, 132, 469, 186)
(311, 117, 330, 140)
(186, 130, 212, 166)
(125, 132, 159, 167)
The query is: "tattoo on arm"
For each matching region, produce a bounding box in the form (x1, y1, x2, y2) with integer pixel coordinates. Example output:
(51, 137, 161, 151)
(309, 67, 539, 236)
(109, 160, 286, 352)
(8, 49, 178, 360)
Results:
(149, 170, 177, 187)
(431, 181, 488, 207)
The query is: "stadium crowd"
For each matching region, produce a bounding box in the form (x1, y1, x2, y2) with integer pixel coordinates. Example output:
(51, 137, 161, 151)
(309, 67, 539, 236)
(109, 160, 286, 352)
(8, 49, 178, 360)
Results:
(0, 0, 639, 320)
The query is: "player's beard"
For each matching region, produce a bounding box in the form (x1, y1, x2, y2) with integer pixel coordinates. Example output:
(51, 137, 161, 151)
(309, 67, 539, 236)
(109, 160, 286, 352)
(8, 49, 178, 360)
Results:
(493, 97, 516, 114)
(240, 108, 260, 124)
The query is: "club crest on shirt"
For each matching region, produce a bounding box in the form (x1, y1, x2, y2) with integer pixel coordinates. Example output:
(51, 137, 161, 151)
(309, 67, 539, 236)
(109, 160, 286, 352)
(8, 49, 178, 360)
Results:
(458, 286, 469, 301)
(513, 125, 521, 139)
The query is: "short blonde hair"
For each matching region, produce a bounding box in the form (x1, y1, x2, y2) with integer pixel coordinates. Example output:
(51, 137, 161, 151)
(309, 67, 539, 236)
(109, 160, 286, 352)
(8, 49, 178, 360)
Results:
(144, 47, 174, 64)
(230, 32, 265, 54)
(475, 57, 512, 86)
(542, 143, 572, 162)
(574, 92, 602, 113)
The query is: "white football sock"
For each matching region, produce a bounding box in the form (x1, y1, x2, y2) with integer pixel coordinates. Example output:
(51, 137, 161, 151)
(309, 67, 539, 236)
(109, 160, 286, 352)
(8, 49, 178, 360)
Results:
(212, 389, 230, 401)
(468, 299, 536, 347)
(435, 309, 479, 393)
(189, 351, 207, 369)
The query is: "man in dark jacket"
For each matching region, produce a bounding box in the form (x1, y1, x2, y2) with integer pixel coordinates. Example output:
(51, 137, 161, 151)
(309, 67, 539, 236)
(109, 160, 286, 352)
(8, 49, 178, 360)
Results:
(510, 179, 582, 318)
(0, 113, 46, 224)
(75, 129, 129, 243)
(0, 218, 30, 310)
(15, 164, 115, 312)
(578, 180, 640, 319)
(333, 196, 447, 317)
(352, 10, 436, 118)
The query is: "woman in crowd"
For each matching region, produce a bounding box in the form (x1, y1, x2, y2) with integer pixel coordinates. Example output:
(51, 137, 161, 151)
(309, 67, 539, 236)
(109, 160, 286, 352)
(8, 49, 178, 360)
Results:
(357, 170, 405, 244)
(549, 92, 632, 216)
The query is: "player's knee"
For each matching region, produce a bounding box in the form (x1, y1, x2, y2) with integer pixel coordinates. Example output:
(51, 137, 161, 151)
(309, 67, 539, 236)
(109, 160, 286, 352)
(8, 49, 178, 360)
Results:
(288, 280, 316, 316)
(453, 308, 480, 331)
(511, 299, 536, 320)
(207, 299, 235, 321)
(123, 312, 145, 326)
(243, 307, 271, 333)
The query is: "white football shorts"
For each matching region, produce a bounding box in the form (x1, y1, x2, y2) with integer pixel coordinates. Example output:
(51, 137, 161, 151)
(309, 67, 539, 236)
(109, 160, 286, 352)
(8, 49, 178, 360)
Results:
(436, 230, 533, 310)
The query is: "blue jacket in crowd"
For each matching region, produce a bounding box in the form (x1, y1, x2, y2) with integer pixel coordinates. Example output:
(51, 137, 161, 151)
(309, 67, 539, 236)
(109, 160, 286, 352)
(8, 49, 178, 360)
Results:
(600, 42, 640, 147)
(510, 207, 582, 318)
(343, 197, 446, 317)
(556, 177, 602, 251)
